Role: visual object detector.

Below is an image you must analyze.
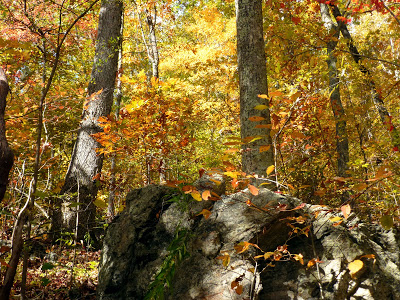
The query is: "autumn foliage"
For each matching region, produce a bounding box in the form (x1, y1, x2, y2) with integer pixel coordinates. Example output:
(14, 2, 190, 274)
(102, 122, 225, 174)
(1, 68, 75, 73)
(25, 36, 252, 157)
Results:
(1, 0, 400, 297)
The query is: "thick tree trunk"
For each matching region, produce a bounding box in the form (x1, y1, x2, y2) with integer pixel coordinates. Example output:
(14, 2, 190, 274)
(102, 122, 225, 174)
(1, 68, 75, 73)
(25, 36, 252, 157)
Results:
(0, 68, 13, 202)
(55, 0, 123, 239)
(235, 0, 274, 177)
(320, 4, 349, 178)
(330, 4, 400, 150)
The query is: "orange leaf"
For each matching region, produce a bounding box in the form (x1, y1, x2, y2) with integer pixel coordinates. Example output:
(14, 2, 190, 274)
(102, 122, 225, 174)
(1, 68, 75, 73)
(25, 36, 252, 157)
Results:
(197, 209, 212, 219)
(341, 204, 351, 219)
(269, 91, 283, 97)
(225, 148, 240, 153)
(235, 284, 243, 295)
(231, 178, 239, 189)
(202, 190, 211, 200)
(259, 145, 271, 152)
(249, 116, 265, 122)
(248, 184, 259, 196)
(217, 252, 230, 267)
(255, 124, 272, 129)
(234, 241, 261, 254)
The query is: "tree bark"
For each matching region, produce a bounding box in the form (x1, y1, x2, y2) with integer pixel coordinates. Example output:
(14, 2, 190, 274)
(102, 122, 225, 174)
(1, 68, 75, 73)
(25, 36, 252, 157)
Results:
(146, 6, 159, 79)
(56, 0, 123, 239)
(0, 68, 13, 202)
(108, 12, 124, 220)
(330, 4, 400, 150)
(320, 4, 349, 178)
(235, 0, 274, 177)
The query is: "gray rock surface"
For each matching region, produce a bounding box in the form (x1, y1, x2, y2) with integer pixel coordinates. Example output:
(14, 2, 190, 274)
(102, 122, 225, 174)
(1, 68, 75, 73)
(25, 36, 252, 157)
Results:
(97, 183, 400, 300)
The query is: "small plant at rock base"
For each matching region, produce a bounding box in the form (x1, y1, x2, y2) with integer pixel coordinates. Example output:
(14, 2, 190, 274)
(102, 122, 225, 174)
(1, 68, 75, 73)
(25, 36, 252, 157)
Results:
(144, 228, 190, 300)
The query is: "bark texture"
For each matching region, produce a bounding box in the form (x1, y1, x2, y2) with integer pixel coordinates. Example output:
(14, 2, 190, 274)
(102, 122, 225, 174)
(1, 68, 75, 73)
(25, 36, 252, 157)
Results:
(55, 0, 123, 239)
(0, 68, 13, 203)
(236, 0, 274, 176)
(320, 4, 349, 178)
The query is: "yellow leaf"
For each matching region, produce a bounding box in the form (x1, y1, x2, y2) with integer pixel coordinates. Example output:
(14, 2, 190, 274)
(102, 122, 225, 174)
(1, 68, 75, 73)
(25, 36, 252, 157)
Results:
(259, 145, 271, 152)
(223, 171, 241, 179)
(249, 136, 263, 143)
(348, 259, 364, 279)
(257, 94, 269, 99)
(191, 191, 202, 201)
(266, 165, 275, 176)
(329, 216, 343, 223)
(293, 253, 304, 265)
(254, 105, 269, 110)
(264, 252, 274, 260)
(248, 184, 259, 196)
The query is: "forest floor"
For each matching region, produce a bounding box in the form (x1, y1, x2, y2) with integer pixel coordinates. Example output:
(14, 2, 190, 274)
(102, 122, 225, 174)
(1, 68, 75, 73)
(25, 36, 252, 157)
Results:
(8, 245, 99, 299)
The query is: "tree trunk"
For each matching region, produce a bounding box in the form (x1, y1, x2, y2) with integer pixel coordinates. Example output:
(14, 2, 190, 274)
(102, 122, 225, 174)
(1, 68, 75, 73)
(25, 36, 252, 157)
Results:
(320, 4, 349, 178)
(108, 12, 124, 220)
(330, 4, 400, 150)
(0, 68, 13, 202)
(235, 0, 274, 177)
(146, 6, 159, 80)
(55, 0, 123, 239)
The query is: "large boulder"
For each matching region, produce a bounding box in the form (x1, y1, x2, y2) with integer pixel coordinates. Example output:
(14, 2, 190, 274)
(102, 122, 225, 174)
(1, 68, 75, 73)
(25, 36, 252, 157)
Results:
(97, 180, 400, 299)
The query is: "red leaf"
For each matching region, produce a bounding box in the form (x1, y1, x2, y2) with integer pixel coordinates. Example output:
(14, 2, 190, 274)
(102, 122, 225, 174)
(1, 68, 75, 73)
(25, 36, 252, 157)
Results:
(291, 17, 301, 25)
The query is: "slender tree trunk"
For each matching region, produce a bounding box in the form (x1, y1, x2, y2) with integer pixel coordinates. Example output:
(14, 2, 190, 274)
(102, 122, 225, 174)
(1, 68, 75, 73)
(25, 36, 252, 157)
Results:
(146, 6, 159, 79)
(320, 4, 349, 178)
(55, 0, 123, 239)
(0, 68, 13, 202)
(108, 12, 124, 220)
(235, 0, 274, 177)
(1, 3, 99, 298)
(330, 4, 400, 149)
(136, 3, 166, 183)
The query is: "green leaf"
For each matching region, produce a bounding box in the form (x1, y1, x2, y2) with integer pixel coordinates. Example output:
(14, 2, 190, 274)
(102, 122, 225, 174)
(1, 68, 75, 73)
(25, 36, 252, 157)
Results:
(254, 104, 269, 110)
(41, 277, 51, 286)
(33, 190, 48, 198)
(41, 262, 55, 271)
(380, 215, 393, 230)
(94, 199, 108, 209)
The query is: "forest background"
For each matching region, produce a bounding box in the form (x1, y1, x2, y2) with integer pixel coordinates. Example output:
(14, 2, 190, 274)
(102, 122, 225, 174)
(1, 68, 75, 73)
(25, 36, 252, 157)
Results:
(0, 0, 400, 298)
